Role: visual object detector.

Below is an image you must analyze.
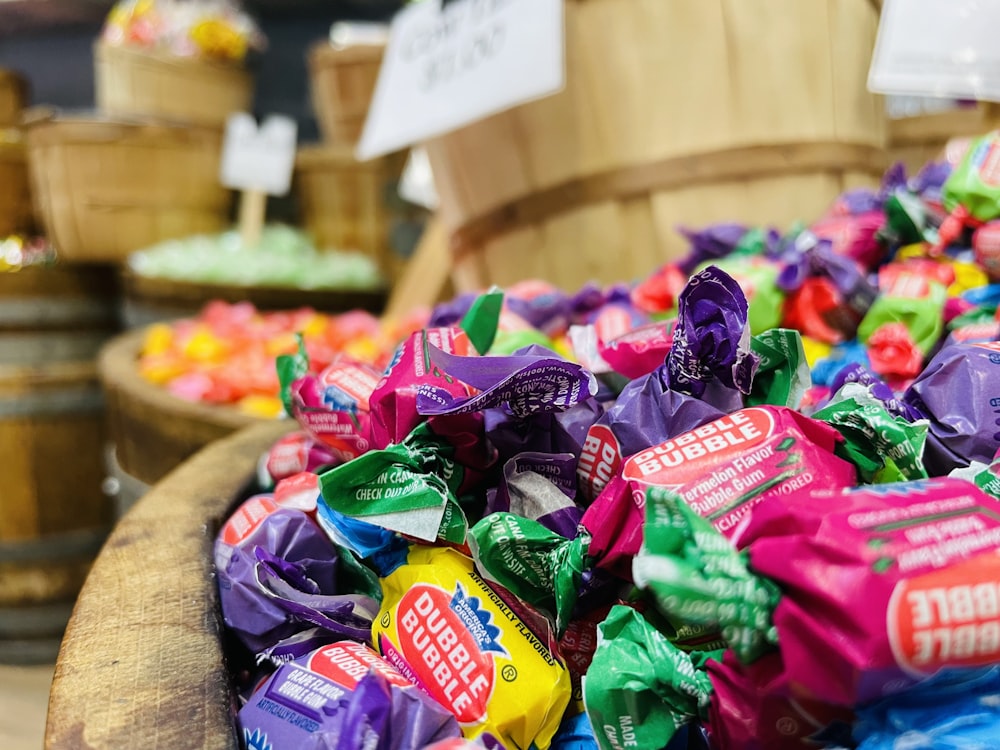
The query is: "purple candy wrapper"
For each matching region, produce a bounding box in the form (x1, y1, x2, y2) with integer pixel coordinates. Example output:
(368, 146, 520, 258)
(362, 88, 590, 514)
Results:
(904, 341, 1000, 474)
(216, 498, 379, 653)
(665, 265, 758, 401)
(677, 223, 748, 274)
(238, 641, 461, 750)
(577, 266, 756, 500)
(415, 345, 598, 419)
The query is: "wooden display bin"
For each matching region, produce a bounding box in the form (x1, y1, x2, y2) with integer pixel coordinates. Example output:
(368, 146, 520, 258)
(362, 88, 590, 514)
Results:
(46, 421, 291, 749)
(0, 264, 120, 664)
(0, 137, 33, 236)
(98, 328, 266, 487)
(25, 113, 232, 264)
(119, 268, 387, 328)
(308, 41, 384, 145)
(94, 42, 254, 129)
(294, 144, 408, 282)
(887, 102, 1000, 173)
(0, 68, 27, 128)
(425, 0, 888, 293)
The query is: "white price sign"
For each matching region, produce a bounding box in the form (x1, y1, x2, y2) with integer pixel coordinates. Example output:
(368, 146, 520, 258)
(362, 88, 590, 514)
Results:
(357, 0, 564, 161)
(220, 113, 298, 196)
(869, 0, 1000, 102)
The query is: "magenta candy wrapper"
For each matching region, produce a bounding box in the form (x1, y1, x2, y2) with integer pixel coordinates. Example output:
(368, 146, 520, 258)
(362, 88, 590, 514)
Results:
(740, 477, 1000, 706)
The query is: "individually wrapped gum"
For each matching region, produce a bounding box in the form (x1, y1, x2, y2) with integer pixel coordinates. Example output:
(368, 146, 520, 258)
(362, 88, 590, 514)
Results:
(373, 545, 572, 749)
(238, 640, 462, 750)
(215, 496, 381, 653)
(636, 477, 1000, 707)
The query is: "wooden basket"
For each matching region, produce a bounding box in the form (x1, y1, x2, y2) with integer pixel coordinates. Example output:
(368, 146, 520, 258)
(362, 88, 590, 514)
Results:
(120, 267, 388, 328)
(94, 42, 253, 129)
(308, 42, 384, 145)
(294, 144, 408, 280)
(25, 114, 232, 263)
(0, 68, 28, 128)
(0, 264, 120, 665)
(46, 420, 290, 748)
(98, 328, 265, 487)
(0, 138, 34, 236)
(887, 102, 1000, 173)
(424, 0, 888, 293)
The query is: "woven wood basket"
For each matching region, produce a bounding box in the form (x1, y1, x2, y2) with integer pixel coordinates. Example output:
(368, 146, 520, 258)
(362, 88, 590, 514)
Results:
(0, 138, 33, 235)
(98, 328, 264, 487)
(308, 41, 384, 145)
(424, 0, 889, 293)
(24, 113, 232, 263)
(294, 144, 407, 280)
(0, 69, 28, 128)
(94, 42, 253, 129)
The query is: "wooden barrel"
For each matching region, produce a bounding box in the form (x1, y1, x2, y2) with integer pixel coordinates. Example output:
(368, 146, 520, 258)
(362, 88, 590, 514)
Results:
(98, 328, 266, 487)
(46, 420, 290, 749)
(295, 144, 409, 281)
(120, 267, 388, 329)
(0, 137, 34, 236)
(0, 68, 28, 128)
(94, 43, 254, 130)
(424, 0, 888, 292)
(0, 265, 120, 664)
(887, 102, 1000, 173)
(24, 113, 232, 264)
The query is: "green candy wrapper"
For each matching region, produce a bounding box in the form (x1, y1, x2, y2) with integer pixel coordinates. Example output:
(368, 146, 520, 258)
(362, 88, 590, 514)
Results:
(631, 487, 780, 663)
(467, 513, 590, 634)
(460, 287, 504, 355)
(701, 255, 783, 335)
(747, 328, 809, 409)
(318, 422, 467, 545)
(857, 273, 946, 355)
(583, 605, 717, 750)
(934, 131, 1000, 252)
(812, 382, 929, 484)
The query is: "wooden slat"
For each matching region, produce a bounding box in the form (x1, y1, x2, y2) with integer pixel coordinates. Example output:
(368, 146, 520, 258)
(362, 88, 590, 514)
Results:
(45, 420, 293, 750)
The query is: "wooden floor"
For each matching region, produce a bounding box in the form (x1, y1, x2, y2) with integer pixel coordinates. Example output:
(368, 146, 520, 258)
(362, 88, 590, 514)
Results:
(0, 662, 54, 750)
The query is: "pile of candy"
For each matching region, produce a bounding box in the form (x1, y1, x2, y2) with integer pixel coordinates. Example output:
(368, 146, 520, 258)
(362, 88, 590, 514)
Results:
(101, 0, 265, 63)
(128, 225, 384, 291)
(215, 130, 1000, 750)
(138, 302, 427, 418)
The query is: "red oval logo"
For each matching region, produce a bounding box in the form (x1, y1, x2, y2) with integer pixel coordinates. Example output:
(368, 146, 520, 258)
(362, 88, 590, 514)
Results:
(396, 584, 495, 724)
(306, 641, 411, 689)
(623, 408, 774, 485)
(220, 495, 278, 546)
(578, 424, 622, 500)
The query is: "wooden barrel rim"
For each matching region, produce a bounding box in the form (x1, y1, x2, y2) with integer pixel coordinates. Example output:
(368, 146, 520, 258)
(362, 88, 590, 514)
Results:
(308, 42, 385, 67)
(94, 40, 251, 75)
(22, 108, 225, 147)
(98, 328, 264, 433)
(122, 268, 388, 314)
(450, 140, 889, 262)
(45, 420, 292, 750)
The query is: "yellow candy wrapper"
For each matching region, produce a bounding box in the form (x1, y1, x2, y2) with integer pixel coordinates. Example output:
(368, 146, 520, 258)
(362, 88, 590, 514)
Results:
(374, 546, 572, 749)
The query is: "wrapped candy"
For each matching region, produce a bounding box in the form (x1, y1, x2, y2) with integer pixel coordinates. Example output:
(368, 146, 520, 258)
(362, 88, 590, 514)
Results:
(238, 641, 462, 749)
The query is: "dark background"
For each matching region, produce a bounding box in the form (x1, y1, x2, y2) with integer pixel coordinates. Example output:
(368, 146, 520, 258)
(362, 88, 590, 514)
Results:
(0, 0, 404, 142)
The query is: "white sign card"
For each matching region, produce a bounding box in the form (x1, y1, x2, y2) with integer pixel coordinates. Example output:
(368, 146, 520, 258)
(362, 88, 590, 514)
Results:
(398, 147, 440, 210)
(220, 113, 298, 196)
(869, 0, 1000, 102)
(357, 0, 565, 161)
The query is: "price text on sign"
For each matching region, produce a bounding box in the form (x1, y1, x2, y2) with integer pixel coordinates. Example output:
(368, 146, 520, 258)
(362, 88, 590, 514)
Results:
(357, 0, 564, 160)
(220, 113, 298, 196)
